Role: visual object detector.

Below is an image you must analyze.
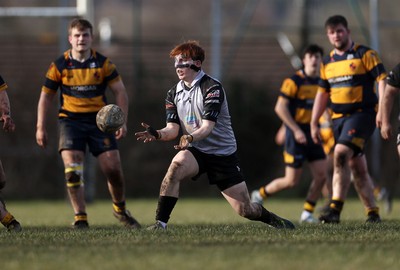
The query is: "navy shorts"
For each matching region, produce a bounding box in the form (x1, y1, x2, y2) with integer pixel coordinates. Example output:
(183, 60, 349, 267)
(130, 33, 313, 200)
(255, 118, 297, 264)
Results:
(284, 126, 326, 168)
(188, 147, 245, 191)
(332, 111, 376, 155)
(58, 117, 118, 157)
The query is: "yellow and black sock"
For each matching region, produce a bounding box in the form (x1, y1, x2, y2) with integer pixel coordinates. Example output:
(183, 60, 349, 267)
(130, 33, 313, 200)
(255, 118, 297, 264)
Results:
(366, 207, 379, 216)
(259, 186, 270, 199)
(74, 212, 87, 222)
(1, 212, 15, 227)
(113, 201, 126, 213)
(303, 200, 316, 213)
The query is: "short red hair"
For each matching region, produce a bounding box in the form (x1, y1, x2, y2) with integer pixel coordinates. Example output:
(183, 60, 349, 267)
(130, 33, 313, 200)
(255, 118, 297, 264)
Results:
(169, 40, 205, 63)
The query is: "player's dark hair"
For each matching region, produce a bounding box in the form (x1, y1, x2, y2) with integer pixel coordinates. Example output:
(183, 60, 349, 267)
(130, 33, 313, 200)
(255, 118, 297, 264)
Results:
(325, 15, 348, 29)
(170, 40, 205, 63)
(69, 18, 93, 35)
(302, 44, 324, 58)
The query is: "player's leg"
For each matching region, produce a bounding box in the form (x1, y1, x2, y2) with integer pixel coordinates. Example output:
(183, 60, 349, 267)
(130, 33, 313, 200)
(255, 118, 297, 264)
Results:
(300, 158, 327, 223)
(320, 153, 334, 214)
(319, 143, 353, 223)
(251, 166, 303, 204)
(61, 149, 87, 228)
(221, 182, 294, 229)
(148, 149, 199, 230)
(349, 155, 381, 223)
(0, 160, 21, 231)
(97, 149, 141, 229)
(98, 150, 124, 202)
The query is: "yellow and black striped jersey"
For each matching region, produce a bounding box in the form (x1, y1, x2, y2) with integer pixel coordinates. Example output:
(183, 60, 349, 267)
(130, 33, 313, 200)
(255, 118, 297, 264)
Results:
(0, 75, 8, 92)
(42, 49, 121, 118)
(279, 69, 319, 125)
(318, 43, 386, 119)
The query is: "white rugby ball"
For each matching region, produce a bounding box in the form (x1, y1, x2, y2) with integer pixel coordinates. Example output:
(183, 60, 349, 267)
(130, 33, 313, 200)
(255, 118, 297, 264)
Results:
(96, 104, 125, 133)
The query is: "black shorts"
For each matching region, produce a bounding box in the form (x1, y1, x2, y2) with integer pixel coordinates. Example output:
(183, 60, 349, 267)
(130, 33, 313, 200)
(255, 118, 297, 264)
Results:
(332, 111, 376, 156)
(188, 147, 245, 191)
(58, 117, 118, 157)
(284, 126, 326, 168)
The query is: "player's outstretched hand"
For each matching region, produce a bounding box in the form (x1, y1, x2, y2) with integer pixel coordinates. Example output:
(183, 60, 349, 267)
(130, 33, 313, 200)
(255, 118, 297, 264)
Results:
(1, 114, 15, 132)
(134, 122, 160, 143)
(174, 135, 193, 150)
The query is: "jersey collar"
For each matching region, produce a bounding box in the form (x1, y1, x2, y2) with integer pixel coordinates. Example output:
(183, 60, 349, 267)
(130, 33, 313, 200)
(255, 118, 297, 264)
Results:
(176, 70, 205, 93)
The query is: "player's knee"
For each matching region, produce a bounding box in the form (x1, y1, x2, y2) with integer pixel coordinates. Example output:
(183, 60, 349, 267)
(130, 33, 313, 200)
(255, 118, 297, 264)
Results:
(335, 152, 348, 168)
(65, 163, 83, 189)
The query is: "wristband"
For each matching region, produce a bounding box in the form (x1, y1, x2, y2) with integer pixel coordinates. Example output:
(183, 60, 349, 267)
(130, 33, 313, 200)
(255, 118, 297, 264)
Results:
(146, 126, 161, 139)
(187, 134, 194, 143)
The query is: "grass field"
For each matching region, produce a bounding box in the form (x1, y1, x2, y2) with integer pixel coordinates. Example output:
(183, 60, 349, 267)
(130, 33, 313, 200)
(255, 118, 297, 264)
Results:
(1, 198, 400, 270)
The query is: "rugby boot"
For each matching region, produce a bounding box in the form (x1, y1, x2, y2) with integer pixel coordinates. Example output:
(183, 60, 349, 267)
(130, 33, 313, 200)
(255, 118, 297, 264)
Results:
(319, 208, 340, 224)
(113, 209, 141, 229)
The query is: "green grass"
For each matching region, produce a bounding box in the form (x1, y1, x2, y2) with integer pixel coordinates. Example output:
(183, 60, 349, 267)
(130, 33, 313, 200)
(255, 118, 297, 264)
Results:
(1, 198, 400, 270)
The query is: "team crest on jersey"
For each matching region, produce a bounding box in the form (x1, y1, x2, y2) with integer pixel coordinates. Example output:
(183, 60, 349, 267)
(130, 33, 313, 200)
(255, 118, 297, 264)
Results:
(94, 71, 101, 80)
(349, 62, 357, 71)
(347, 128, 356, 136)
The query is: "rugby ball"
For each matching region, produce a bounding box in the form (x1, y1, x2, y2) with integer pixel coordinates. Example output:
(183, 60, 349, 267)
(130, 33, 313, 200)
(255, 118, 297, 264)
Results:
(96, 104, 125, 133)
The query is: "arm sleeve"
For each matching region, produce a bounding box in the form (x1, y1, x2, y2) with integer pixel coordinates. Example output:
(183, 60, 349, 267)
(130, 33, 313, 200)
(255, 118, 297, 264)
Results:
(202, 83, 224, 122)
(165, 87, 180, 124)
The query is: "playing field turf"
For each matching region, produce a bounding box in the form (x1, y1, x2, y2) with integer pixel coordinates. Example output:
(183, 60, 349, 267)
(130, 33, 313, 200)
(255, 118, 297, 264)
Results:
(1, 198, 399, 270)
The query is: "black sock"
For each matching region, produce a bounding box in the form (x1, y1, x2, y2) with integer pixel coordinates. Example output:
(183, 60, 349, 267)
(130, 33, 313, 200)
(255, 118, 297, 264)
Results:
(155, 196, 178, 223)
(249, 205, 274, 224)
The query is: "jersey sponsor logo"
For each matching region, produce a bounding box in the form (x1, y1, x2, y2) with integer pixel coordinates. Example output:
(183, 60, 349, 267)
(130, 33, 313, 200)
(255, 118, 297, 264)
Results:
(206, 89, 220, 99)
(90, 62, 97, 68)
(347, 54, 354, 60)
(185, 114, 196, 125)
(70, 85, 97, 91)
(328, 75, 353, 84)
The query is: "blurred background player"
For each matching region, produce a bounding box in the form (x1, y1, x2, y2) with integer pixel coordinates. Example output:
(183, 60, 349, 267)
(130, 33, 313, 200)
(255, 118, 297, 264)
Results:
(272, 110, 335, 216)
(135, 40, 294, 230)
(380, 63, 400, 211)
(0, 75, 21, 232)
(36, 19, 140, 229)
(251, 44, 327, 223)
(311, 15, 386, 223)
